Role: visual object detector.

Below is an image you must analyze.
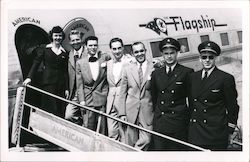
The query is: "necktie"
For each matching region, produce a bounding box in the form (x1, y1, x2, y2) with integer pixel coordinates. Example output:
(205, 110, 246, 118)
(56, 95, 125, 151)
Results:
(203, 71, 208, 80)
(89, 56, 98, 62)
(138, 64, 143, 87)
(167, 66, 172, 76)
(74, 54, 79, 65)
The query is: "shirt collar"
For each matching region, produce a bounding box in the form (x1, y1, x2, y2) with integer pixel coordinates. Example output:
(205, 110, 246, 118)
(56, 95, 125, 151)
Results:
(137, 60, 147, 68)
(74, 46, 84, 57)
(166, 62, 177, 71)
(88, 53, 98, 59)
(46, 43, 66, 53)
(202, 66, 216, 77)
(113, 55, 125, 63)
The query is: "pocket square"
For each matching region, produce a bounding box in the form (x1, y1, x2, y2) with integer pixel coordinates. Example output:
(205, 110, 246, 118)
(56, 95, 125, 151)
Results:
(176, 81, 183, 85)
(211, 89, 220, 92)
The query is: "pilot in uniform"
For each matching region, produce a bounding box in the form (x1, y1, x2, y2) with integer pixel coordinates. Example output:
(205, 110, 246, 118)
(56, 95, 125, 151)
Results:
(151, 38, 194, 151)
(188, 41, 239, 151)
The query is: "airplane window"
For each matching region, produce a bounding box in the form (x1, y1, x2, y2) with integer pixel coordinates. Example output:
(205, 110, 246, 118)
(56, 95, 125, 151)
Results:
(200, 35, 210, 42)
(237, 31, 242, 43)
(124, 44, 133, 55)
(177, 38, 190, 53)
(220, 32, 229, 46)
(150, 41, 161, 58)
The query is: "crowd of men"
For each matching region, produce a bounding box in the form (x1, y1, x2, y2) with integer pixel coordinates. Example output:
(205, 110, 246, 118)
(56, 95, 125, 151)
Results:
(26, 29, 240, 151)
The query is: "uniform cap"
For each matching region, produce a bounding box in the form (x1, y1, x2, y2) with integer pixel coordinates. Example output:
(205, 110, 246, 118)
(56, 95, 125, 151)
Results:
(198, 41, 221, 56)
(159, 37, 181, 52)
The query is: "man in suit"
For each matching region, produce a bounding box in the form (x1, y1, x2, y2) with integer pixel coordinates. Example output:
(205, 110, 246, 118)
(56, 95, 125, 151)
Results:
(106, 38, 133, 142)
(64, 30, 85, 125)
(188, 41, 239, 151)
(76, 36, 108, 135)
(151, 37, 194, 151)
(117, 42, 154, 150)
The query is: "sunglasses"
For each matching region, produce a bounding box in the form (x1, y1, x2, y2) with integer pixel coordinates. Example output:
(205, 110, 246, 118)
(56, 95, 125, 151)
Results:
(134, 49, 145, 54)
(201, 55, 215, 60)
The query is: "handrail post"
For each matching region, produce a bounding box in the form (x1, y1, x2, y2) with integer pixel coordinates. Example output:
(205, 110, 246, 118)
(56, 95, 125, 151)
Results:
(11, 86, 26, 147)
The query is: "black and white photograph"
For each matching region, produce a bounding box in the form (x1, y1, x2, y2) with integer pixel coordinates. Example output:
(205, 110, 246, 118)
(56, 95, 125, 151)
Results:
(1, 0, 249, 161)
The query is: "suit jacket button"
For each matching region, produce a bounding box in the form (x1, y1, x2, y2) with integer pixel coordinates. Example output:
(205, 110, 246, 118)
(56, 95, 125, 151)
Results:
(193, 119, 196, 122)
(194, 109, 196, 112)
(204, 99, 208, 103)
(161, 112, 164, 115)
(190, 119, 192, 122)
(171, 111, 175, 114)
(203, 109, 207, 113)
(161, 101, 164, 104)
(203, 119, 207, 123)
(171, 101, 174, 104)
(161, 90, 164, 94)
(194, 99, 197, 102)
(171, 90, 174, 93)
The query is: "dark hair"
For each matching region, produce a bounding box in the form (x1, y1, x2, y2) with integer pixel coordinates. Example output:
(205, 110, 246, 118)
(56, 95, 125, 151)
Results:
(85, 36, 98, 45)
(48, 26, 65, 41)
(109, 37, 124, 48)
(132, 41, 145, 49)
(68, 29, 84, 40)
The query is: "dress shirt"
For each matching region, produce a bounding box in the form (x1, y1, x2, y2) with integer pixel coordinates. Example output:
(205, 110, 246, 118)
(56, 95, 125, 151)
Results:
(113, 57, 124, 84)
(202, 66, 215, 79)
(166, 62, 177, 74)
(88, 53, 99, 81)
(137, 60, 148, 77)
(74, 46, 84, 58)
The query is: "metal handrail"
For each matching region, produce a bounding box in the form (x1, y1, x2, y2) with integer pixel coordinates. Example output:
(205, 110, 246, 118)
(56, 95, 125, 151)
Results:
(25, 84, 210, 151)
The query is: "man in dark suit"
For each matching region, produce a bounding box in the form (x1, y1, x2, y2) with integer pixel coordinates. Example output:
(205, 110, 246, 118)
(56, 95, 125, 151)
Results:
(151, 37, 194, 151)
(188, 41, 239, 151)
(64, 30, 85, 125)
(76, 36, 108, 135)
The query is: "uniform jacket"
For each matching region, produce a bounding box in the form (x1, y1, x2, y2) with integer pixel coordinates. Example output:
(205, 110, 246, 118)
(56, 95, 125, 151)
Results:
(76, 52, 108, 107)
(27, 45, 68, 88)
(68, 47, 84, 99)
(188, 67, 239, 145)
(151, 63, 194, 134)
(117, 61, 154, 125)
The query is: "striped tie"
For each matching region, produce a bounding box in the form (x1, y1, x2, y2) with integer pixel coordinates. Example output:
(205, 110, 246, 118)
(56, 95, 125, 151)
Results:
(203, 71, 208, 80)
(138, 64, 143, 87)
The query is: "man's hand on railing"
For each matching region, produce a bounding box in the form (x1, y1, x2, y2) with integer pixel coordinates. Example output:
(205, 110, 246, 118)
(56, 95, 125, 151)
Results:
(80, 101, 86, 106)
(65, 90, 69, 99)
(23, 78, 31, 86)
(120, 115, 127, 122)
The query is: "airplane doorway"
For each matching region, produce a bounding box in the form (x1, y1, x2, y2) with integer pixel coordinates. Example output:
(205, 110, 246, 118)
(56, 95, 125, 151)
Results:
(13, 24, 50, 147)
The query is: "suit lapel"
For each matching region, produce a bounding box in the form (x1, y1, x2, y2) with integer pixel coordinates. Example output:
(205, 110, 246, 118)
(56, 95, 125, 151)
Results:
(107, 60, 116, 85)
(92, 54, 106, 89)
(141, 62, 153, 89)
(197, 68, 218, 98)
(69, 50, 75, 69)
(81, 54, 94, 83)
(130, 63, 141, 88)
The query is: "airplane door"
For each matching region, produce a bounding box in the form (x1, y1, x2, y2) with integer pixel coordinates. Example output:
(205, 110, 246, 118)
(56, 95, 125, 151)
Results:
(15, 24, 49, 79)
(13, 24, 50, 146)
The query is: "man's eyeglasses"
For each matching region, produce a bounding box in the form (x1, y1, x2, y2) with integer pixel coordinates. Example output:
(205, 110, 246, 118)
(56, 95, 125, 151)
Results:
(134, 49, 145, 54)
(201, 55, 215, 60)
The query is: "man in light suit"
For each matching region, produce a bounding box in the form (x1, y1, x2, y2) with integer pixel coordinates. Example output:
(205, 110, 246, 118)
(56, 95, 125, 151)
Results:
(188, 41, 239, 151)
(151, 37, 194, 151)
(117, 42, 154, 150)
(106, 38, 133, 142)
(76, 36, 108, 135)
(65, 30, 85, 125)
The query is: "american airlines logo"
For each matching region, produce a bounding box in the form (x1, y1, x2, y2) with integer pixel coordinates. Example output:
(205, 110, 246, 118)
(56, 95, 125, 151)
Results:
(139, 15, 227, 35)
